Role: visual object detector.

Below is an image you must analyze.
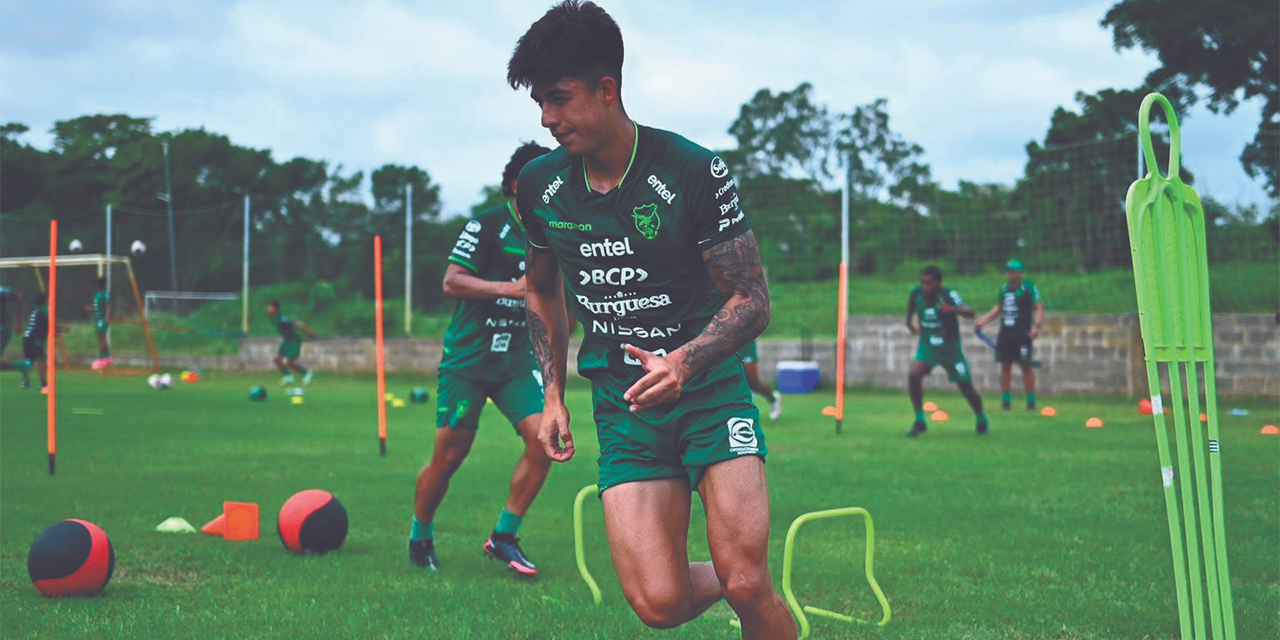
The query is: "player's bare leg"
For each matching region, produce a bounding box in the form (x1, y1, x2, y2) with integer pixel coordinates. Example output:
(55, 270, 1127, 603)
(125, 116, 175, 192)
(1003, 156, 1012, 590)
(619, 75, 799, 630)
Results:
(1000, 362, 1013, 410)
(906, 360, 929, 436)
(603, 478, 723, 629)
(701, 456, 797, 640)
(415, 427, 478, 526)
(504, 414, 552, 517)
(957, 381, 989, 435)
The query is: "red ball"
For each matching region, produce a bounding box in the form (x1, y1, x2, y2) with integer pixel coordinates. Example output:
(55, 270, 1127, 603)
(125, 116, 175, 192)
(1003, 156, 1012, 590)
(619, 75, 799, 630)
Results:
(278, 490, 348, 554)
(27, 519, 115, 597)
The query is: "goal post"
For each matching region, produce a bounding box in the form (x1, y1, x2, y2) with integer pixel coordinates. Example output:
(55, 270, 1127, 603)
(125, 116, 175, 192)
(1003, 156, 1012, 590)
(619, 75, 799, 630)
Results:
(0, 253, 160, 374)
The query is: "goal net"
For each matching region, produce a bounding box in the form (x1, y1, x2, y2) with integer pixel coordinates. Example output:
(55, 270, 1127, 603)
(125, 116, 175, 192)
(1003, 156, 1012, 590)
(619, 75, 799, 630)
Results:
(0, 254, 160, 374)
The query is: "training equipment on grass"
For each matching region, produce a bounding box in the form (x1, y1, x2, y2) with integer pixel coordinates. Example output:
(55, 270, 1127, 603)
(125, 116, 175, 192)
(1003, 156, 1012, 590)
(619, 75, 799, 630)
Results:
(249, 386, 267, 401)
(1040, 406, 1057, 417)
(131, 239, 146, 255)
(27, 519, 115, 597)
(48, 221, 58, 475)
(148, 374, 173, 390)
(155, 517, 196, 533)
(1140, 398, 1154, 415)
(1261, 425, 1278, 435)
(291, 396, 305, 405)
(930, 410, 949, 422)
(410, 387, 430, 404)
(572, 485, 890, 638)
(278, 490, 348, 554)
(202, 502, 260, 541)
(1086, 417, 1104, 429)
(1126, 92, 1236, 639)
(374, 234, 388, 456)
(922, 401, 938, 411)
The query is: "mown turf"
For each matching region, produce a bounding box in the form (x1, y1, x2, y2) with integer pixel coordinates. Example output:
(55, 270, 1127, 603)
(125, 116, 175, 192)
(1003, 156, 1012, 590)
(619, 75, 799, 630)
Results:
(1, 372, 1276, 639)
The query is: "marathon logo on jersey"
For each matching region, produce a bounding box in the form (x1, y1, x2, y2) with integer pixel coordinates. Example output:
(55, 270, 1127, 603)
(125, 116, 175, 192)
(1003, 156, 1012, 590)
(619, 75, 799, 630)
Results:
(550, 220, 593, 231)
(542, 176, 564, 204)
(579, 237, 635, 258)
(646, 175, 676, 204)
(579, 267, 649, 287)
(592, 320, 682, 339)
(576, 292, 672, 317)
(727, 417, 758, 454)
(710, 156, 729, 179)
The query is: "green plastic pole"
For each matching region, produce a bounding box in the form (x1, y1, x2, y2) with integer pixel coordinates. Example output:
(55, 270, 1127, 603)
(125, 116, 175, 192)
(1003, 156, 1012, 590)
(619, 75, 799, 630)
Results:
(572, 484, 602, 605)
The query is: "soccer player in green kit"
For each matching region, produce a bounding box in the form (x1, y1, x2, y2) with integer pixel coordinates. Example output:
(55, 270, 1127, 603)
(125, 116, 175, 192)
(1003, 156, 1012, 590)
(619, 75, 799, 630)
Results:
(408, 142, 554, 575)
(88, 278, 112, 370)
(0, 285, 32, 387)
(905, 265, 989, 437)
(266, 301, 315, 385)
(975, 259, 1043, 410)
(510, 3, 797, 636)
(737, 341, 782, 420)
(18, 294, 57, 391)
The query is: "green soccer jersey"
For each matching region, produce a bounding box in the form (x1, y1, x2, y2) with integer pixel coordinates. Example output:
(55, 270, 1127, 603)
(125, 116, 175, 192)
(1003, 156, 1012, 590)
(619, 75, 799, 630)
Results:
(439, 202, 537, 382)
(274, 315, 299, 342)
(997, 281, 1041, 334)
(0, 286, 14, 327)
(909, 286, 965, 345)
(516, 123, 751, 391)
(93, 290, 109, 322)
(24, 305, 48, 341)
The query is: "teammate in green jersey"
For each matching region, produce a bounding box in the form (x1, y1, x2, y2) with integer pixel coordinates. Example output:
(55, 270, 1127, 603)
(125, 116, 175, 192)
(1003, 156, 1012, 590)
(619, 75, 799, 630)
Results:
(905, 265, 988, 437)
(0, 285, 32, 387)
(510, 3, 795, 636)
(266, 301, 316, 385)
(88, 278, 112, 370)
(18, 293, 61, 391)
(975, 259, 1044, 411)
(737, 340, 782, 420)
(409, 142, 553, 576)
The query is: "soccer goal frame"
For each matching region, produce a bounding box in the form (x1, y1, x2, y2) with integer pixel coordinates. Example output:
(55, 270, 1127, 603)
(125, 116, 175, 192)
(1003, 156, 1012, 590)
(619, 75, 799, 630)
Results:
(0, 253, 160, 373)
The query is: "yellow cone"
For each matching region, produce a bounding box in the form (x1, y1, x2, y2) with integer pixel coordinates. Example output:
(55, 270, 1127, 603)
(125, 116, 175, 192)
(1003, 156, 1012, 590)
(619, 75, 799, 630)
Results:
(291, 396, 305, 405)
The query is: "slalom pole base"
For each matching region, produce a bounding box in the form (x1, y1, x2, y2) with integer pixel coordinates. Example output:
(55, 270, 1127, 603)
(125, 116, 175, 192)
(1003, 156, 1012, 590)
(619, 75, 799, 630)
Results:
(49, 453, 55, 475)
(380, 438, 387, 457)
(836, 419, 843, 435)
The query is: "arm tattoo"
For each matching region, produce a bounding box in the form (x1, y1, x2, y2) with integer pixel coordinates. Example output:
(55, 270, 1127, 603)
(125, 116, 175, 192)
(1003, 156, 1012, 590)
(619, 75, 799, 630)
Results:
(681, 230, 770, 377)
(527, 303, 556, 385)
(525, 248, 566, 393)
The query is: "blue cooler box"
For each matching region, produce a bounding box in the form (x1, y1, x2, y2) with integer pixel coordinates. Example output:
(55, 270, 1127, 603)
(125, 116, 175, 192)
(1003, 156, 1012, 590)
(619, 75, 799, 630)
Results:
(776, 360, 821, 394)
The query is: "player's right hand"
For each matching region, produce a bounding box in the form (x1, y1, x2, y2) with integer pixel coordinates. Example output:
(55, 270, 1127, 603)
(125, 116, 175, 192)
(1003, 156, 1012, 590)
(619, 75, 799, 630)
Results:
(508, 276, 528, 299)
(538, 402, 574, 462)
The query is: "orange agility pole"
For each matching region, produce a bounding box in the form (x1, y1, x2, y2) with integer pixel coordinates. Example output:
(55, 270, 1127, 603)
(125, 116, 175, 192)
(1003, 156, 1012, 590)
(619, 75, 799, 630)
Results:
(47, 221, 58, 474)
(374, 235, 387, 456)
(833, 261, 848, 432)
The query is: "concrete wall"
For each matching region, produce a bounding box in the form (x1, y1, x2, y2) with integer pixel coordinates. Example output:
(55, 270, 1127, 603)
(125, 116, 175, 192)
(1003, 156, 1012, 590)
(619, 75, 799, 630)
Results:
(112, 314, 1276, 398)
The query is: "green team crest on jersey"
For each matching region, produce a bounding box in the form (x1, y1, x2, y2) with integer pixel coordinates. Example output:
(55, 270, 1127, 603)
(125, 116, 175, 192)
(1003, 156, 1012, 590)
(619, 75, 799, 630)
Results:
(632, 203, 661, 240)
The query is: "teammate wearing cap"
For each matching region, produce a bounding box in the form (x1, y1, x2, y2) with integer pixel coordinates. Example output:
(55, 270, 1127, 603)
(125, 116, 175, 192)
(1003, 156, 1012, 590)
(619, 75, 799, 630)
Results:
(976, 259, 1043, 411)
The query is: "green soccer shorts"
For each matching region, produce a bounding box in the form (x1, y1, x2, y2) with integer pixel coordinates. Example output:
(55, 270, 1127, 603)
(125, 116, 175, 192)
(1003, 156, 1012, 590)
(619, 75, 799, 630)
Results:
(278, 339, 302, 360)
(914, 336, 972, 383)
(736, 340, 758, 364)
(0, 326, 11, 354)
(435, 370, 544, 432)
(95, 319, 109, 335)
(592, 366, 766, 495)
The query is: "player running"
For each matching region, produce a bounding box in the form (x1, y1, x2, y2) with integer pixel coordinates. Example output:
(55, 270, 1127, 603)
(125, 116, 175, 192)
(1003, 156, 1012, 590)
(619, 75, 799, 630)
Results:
(905, 266, 989, 437)
(88, 278, 112, 370)
(510, 3, 797, 635)
(18, 294, 59, 391)
(409, 142, 554, 575)
(266, 301, 315, 385)
(975, 259, 1044, 411)
(738, 340, 782, 420)
(0, 285, 32, 387)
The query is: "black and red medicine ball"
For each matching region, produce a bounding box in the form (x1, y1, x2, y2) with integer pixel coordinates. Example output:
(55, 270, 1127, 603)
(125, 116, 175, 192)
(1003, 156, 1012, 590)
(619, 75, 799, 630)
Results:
(278, 489, 348, 554)
(27, 519, 115, 597)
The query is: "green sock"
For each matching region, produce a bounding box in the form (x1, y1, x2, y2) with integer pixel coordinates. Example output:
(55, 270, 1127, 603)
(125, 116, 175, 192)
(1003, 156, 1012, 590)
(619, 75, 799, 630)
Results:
(409, 517, 432, 542)
(1001, 392, 1011, 404)
(914, 409, 925, 423)
(1027, 393, 1035, 405)
(278, 366, 291, 376)
(978, 413, 988, 424)
(495, 509, 523, 535)
(298, 367, 309, 376)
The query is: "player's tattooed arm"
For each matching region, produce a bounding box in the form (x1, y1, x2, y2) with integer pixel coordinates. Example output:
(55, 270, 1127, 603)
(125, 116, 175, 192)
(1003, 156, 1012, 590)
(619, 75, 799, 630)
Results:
(677, 230, 770, 378)
(525, 247, 575, 461)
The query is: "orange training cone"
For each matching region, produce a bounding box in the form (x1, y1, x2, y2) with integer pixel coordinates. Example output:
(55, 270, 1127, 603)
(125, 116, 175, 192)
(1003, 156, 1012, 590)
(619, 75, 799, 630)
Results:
(223, 502, 259, 541)
(1262, 425, 1279, 435)
(930, 410, 949, 422)
(1040, 406, 1057, 417)
(923, 401, 938, 412)
(1199, 413, 1208, 423)
(1086, 417, 1104, 429)
(1138, 399, 1153, 415)
(200, 513, 227, 536)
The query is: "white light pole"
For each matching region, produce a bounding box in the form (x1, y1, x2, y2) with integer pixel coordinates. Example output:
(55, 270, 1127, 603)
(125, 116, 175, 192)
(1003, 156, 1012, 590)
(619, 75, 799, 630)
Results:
(161, 141, 178, 295)
(405, 183, 413, 336)
(242, 195, 251, 335)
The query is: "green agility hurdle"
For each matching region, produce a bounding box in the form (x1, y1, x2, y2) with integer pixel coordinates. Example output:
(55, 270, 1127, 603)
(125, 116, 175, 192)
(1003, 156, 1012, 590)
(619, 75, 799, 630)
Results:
(1125, 92, 1235, 640)
(572, 484, 891, 638)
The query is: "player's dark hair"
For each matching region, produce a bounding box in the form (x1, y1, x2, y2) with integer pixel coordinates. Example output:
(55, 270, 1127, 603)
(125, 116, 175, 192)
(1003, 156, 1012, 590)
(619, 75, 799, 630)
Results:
(502, 142, 553, 197)
(507, 1, 624, 92)
(922, 265, 943, 282)
(268, 300, 280, 310)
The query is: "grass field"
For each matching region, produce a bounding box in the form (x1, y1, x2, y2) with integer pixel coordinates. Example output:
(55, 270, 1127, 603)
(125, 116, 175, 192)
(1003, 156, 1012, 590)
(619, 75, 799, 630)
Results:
(1, 371, 1277, 639)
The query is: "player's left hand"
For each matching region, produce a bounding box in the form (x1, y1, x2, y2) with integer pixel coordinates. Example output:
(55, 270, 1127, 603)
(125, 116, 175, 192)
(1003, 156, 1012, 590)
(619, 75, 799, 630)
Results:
(622, 344, 688, 412)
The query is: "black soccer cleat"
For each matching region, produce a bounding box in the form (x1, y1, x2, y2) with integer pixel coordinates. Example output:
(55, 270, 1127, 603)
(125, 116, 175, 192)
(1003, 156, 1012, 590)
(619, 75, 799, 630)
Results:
(1027, 401, 1036, 412)
(906, 421, 927, 438)
(408, 539, 439, 571)
(1000, 400, 1011, 411)
(976, 419, 989, 436)
(483, 532, 538, 576)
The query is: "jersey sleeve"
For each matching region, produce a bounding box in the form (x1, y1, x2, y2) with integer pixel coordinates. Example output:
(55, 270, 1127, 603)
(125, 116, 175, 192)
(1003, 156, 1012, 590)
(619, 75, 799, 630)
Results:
(1030, 282, 1042, 303)
(948, 288, 965, 306)
(689, 152, 751, 247)
(448, 215, 492, 273)
(515, 165, 550, 251)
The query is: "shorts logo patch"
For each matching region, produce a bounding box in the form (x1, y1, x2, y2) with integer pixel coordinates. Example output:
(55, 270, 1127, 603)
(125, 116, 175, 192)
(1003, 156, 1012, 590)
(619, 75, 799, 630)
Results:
(727, 417, 758, 454)
(490, 332, 512, 352)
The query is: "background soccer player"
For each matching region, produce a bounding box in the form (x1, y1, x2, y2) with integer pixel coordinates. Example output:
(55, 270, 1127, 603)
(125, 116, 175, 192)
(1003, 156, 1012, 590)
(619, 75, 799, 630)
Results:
(975, 259, 1044, 411)
(737, 340, 782, 420)
(510, 3, 797, 636)
(19, 293, 59, 391)
(0, 285, 31, 386)
(87, 277, 112, 370)
(266, 301, 315, 385)
(905, 265, 988, 437)
(408, 142, 553, 575)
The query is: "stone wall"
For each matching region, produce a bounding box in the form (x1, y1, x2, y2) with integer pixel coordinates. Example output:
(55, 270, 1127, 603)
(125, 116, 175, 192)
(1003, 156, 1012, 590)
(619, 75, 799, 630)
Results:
(115, 314, 1275, 398)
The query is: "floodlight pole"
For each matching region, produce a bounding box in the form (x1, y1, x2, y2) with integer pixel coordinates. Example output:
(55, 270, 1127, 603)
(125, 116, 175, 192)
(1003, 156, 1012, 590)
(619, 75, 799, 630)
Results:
(162, 141, 179, 297)
(105, 204, 112, 293)
(405, 183, 413, 336)
(242, 195, 251, 335)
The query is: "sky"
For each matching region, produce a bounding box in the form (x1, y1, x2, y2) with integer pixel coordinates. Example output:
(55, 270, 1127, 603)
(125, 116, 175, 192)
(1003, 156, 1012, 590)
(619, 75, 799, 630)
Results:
(0, 0, 1271, 216)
